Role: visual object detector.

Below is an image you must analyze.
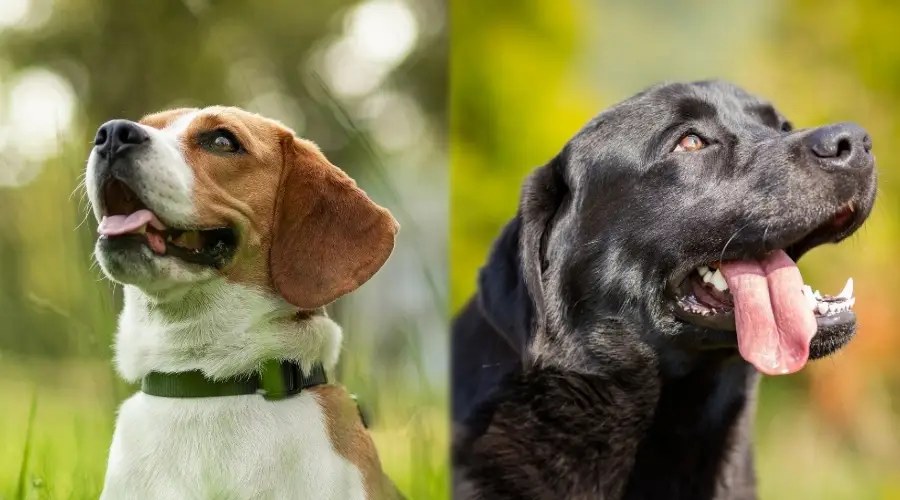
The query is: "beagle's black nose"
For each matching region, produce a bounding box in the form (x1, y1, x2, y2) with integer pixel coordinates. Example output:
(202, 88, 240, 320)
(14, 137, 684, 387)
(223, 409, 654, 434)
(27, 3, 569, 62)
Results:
(94, 119, 150, 159)
(805, 122, 873, 170)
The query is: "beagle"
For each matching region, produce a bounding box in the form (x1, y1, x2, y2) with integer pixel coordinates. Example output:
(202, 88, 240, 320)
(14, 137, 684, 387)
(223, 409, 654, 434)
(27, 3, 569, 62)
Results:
(85, 106, 403, 500)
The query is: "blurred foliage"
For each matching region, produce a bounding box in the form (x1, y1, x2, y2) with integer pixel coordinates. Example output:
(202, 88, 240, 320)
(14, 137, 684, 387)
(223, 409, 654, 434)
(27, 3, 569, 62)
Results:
(451, 0, 900, 498)
(0, 0, 447, 498)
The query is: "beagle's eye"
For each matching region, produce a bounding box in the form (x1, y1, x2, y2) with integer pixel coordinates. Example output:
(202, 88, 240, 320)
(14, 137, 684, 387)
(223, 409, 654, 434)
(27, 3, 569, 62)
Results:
(781, 121, 793, 133)
(673, 134, 706, 152)
(202, 130, 242, 153)
(213, 135, 234, 151)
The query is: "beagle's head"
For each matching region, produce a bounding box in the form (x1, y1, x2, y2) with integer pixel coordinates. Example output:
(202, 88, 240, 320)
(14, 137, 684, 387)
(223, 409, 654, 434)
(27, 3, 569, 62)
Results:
(85, 106, 399, 309)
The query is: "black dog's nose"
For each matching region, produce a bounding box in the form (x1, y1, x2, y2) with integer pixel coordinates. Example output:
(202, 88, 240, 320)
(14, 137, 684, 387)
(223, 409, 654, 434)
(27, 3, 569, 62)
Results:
(94, 119, 149, 159)
(805, 122, 872, 169)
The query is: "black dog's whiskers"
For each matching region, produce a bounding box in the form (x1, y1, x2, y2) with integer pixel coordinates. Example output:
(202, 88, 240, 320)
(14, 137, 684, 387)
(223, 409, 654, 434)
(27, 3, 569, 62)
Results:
(719, 222, 751, 265)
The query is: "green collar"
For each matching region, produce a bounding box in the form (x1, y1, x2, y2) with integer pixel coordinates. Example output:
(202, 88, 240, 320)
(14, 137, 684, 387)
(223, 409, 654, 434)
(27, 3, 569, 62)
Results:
(141, 360, 327, 400)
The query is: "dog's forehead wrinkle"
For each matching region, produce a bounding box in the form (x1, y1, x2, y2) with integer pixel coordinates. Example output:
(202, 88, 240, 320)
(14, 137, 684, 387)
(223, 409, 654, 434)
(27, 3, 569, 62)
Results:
(670, 82, 783, 133)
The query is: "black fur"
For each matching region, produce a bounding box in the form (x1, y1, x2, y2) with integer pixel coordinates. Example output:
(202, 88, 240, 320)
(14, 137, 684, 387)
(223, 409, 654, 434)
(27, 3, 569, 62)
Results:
(452, 80, 877, 499)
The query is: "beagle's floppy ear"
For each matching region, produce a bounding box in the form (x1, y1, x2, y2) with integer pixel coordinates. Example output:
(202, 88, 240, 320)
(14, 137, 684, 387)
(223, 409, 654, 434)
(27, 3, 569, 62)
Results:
(270, 138, 399, 310)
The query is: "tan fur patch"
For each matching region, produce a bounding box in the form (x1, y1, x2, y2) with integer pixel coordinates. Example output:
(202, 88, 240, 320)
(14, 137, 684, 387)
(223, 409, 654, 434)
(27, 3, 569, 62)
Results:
(311, 385, 402, 499)
(139, 108, 197, 129)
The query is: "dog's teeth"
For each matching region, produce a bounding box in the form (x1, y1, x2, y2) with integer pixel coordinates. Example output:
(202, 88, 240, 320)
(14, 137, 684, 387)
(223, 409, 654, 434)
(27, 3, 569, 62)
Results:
(697, 266, 709, 276)
(802, 286, 817, 311)
(710, 270, 728, 291)
(837, 277, 854, 299)
(814, 290, 822, 299)
(848, 297, 856, 308)
(817, 302, 829, 315)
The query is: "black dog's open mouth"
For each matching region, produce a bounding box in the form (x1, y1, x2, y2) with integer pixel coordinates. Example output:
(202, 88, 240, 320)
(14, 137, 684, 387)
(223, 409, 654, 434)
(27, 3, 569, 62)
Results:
(672, 268, 854, 328)
(667, 202, 861, 375)
(98, 179, 237, 268)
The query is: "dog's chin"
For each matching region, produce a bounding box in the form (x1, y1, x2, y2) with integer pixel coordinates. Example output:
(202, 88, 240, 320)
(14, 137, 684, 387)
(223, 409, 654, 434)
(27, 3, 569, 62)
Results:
(95, 236, 218, 293)
(668, 310, 856, 361)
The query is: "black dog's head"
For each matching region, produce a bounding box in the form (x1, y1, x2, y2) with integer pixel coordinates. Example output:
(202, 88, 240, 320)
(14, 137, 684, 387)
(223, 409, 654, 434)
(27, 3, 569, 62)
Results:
(479, 80, 876, 376)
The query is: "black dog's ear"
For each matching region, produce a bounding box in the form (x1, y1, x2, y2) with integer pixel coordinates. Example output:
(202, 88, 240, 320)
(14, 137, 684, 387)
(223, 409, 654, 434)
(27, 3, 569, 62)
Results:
(477, 156, 568, 358)
(476, 216, 532, 355)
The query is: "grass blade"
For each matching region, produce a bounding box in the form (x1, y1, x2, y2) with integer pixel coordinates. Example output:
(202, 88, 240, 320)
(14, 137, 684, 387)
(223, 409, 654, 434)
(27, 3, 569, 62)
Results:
(15, 387, 38, 500)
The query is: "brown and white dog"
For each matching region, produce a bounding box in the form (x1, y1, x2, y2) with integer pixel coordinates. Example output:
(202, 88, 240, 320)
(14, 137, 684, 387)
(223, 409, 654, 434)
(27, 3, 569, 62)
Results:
(85, 106, 402, 499)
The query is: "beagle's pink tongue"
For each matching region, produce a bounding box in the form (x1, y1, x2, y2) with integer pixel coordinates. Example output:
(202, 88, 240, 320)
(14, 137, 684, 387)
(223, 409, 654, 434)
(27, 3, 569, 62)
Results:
(98, 210, 167, 254)
(719, 250, 817, 375)
(98, 209, 164, 235)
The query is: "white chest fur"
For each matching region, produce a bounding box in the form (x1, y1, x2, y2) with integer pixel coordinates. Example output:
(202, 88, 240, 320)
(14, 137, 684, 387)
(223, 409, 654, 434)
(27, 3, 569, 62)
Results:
(101, 282, 364, 500)
(101, 391, 367, 500)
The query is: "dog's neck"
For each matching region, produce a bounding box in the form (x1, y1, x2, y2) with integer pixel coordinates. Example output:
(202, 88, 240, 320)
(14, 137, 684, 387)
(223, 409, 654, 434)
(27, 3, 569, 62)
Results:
(625, 352, 759, 497)
(536, 319, 758, 425)
(113, 280, 342, 382)
(535, 331, 760, 497)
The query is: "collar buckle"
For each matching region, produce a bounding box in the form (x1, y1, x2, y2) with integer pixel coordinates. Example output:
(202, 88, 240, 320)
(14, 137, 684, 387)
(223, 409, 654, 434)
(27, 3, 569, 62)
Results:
(257, 361, 326, 401)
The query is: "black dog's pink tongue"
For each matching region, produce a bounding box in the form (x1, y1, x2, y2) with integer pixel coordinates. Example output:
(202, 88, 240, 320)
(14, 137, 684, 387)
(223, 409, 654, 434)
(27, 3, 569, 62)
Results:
(719, 250, 816, 375)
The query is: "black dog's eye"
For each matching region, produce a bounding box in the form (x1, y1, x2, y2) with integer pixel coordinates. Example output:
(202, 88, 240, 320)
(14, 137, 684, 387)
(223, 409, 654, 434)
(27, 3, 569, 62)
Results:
(673, 134, 706, 152)
(201, 130, 243, 154)
(781, 121, 794, 133)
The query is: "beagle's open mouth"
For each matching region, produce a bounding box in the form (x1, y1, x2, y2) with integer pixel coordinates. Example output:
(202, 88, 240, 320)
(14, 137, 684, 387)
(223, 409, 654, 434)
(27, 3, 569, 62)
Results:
(97, 179, 237, 268)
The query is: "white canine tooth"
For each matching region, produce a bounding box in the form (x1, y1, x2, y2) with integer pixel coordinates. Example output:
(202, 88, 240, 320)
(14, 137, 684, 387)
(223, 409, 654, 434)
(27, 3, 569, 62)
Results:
(848, 297, 856, 308)
(802, 286, 817, 311)
(710, 270, 728, 291)
(838, 278, 854, 299)
(817, 302, 829, 315)
(814, 290, 822, 299)
(697, 266, 710, 276)
(702, 271, 714, 283)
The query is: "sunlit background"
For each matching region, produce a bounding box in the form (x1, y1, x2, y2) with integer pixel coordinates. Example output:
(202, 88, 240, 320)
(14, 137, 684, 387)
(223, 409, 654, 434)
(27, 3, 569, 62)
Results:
(0, 0, 447, 498)
(451, 0, 900, 498)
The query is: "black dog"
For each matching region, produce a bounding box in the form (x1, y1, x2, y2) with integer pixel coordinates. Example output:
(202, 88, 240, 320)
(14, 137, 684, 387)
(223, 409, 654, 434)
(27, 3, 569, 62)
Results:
(452, 80, 877, 500)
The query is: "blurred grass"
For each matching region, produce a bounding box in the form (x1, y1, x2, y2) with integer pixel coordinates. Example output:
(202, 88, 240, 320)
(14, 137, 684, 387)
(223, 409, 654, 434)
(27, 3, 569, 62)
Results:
(0, 357, 448, 500)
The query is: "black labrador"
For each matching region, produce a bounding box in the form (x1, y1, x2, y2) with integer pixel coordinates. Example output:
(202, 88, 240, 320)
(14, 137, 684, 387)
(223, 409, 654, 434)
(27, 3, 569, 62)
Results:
(452, 80, 877, 500)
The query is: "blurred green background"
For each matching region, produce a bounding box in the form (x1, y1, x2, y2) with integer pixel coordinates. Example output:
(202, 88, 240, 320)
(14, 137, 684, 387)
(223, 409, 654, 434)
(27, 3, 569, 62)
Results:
(0, 1, 447, 499)
(451, 0, 900, 499)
